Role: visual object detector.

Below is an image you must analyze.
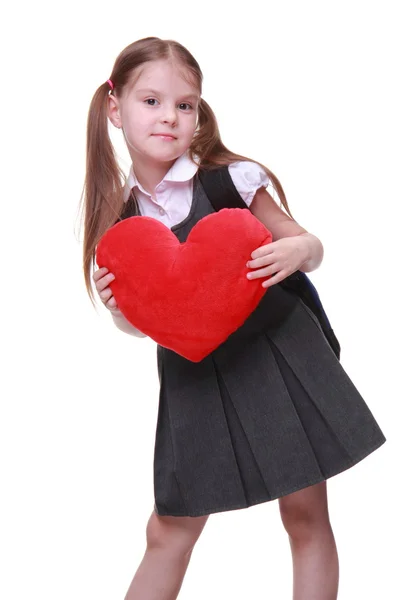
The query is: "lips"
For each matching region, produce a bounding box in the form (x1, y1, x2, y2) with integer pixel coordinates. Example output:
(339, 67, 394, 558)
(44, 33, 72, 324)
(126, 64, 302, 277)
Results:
(152, 133, 177, 140)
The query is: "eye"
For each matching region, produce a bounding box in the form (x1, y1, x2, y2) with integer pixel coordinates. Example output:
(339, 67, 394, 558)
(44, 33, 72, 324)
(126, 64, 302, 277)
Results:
(179, 102, 193, 111)
(145, 98, 159, 106)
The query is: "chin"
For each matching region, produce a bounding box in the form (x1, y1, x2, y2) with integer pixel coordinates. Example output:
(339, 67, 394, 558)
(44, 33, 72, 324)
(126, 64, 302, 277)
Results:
(149, 150, 183, 163)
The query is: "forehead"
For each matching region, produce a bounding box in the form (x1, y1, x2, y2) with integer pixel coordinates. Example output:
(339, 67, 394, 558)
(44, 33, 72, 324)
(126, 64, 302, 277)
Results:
(127, 60, 200, 96)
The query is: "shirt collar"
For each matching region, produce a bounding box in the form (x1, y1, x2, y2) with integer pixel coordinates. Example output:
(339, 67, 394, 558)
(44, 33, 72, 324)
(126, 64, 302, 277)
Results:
(124, 152, 199, 201)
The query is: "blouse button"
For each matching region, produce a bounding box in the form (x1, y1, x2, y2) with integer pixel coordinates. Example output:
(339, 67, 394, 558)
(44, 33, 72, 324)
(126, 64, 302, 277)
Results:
(159, 207, 166, 215)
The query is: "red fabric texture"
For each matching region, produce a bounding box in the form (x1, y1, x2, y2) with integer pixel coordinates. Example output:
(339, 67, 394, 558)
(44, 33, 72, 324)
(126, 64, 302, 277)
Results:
(96, 208, 272, 362)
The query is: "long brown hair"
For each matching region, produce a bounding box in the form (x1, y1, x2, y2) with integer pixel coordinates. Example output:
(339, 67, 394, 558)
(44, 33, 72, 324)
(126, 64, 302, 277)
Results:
(78, 37, 294, 304)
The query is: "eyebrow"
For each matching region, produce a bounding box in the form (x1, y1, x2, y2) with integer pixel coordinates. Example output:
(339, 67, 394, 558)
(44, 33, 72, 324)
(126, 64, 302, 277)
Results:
(135, 88, 199, 101)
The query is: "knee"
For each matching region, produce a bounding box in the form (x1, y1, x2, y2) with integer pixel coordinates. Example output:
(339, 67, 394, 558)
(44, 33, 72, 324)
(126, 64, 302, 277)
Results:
(279, 500, 330, 542)
(278, 481, 332, 542)
(145, 511, 209, 556)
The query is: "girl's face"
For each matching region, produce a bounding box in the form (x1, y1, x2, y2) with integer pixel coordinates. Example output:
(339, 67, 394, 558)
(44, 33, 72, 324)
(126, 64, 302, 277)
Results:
(108, 60, 200, 167)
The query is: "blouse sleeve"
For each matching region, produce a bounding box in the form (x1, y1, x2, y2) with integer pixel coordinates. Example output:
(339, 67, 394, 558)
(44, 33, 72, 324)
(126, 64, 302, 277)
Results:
(228, 161, 270, 207)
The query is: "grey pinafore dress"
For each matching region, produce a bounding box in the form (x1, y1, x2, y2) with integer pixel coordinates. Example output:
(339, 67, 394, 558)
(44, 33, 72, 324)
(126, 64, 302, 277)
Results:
(147, 174, 387, 518)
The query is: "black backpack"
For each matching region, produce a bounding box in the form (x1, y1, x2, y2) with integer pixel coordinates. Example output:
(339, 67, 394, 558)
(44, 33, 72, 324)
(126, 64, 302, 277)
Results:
(198, 167, 341, 360)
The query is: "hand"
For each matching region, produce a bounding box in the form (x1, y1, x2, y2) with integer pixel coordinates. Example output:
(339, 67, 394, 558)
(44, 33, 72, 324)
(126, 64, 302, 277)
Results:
(93, 267, 121, 314)
(246, 236, 310, 289)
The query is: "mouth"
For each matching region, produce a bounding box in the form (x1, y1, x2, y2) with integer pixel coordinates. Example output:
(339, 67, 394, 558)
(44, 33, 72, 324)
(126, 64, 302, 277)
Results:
(152, 134, 177, 140)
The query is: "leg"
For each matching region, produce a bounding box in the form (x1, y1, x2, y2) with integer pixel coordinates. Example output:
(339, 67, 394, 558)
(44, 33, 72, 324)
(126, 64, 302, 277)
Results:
(278, 481, 339, 600)
(124, 509, 209, 600)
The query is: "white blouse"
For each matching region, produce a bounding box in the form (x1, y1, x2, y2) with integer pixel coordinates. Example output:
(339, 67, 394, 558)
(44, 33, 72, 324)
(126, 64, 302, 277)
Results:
(123, 152, 270, 228)
(118, 152, 270, 337)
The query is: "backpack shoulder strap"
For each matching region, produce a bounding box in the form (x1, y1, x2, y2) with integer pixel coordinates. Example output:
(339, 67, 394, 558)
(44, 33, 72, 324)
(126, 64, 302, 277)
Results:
(197, 166, 248, 211)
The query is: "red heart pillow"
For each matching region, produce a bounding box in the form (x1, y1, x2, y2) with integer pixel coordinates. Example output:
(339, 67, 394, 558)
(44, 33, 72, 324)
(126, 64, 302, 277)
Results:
(96, 208, 272, 362)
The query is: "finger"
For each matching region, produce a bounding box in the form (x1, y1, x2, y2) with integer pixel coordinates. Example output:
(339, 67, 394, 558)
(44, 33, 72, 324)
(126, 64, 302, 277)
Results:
(96, 272, 115, 292)
(247, 255, 274, 269)
(93, 267, 109, 282)
(106, 297, 118, 310)
(250, 244, 275, 260)
(262, 271, 286, 289)
(99, 287, 113, 303)
(247, 264, 278, 280)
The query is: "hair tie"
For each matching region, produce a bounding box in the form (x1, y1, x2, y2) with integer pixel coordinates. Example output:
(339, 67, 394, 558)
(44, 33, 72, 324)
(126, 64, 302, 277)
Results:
(107, 79, 114, 91)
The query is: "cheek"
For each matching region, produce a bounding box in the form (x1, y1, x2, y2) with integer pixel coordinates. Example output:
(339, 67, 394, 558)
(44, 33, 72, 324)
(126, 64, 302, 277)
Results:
(183, 116, 197, 137)
(124, 107, 153, 133)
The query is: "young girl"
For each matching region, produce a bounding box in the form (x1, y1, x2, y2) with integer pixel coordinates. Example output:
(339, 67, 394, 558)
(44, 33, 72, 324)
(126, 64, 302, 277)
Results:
(81, 37, 386, 600)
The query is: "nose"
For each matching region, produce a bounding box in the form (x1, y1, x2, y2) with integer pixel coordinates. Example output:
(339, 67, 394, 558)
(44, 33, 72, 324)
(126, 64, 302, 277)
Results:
(160, 104, 177, 126)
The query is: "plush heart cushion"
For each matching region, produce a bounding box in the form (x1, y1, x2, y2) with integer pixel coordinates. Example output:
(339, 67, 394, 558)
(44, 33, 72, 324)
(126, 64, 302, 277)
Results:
(96, 208, 272, 362)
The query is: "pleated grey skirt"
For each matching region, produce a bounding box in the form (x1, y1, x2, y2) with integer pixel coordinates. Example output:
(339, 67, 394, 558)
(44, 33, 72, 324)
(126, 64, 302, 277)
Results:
(153, 295, 386, 517)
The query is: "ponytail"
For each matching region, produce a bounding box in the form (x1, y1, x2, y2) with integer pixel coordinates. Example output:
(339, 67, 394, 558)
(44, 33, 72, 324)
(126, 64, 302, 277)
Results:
(79, 82, 125, 304)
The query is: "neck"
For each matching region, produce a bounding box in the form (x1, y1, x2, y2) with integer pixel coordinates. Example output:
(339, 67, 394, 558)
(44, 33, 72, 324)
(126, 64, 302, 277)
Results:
(131, 155, 176, 197)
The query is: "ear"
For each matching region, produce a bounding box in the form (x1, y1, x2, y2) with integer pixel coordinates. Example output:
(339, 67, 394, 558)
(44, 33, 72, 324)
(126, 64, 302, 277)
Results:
(107, 95, 122, 129)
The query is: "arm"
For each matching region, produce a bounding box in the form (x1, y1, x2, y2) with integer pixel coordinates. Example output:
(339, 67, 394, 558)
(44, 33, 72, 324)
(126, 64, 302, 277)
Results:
(249, 187, 324, 273)
(93, 268, 147, 338)
(111, 310, 147, 337)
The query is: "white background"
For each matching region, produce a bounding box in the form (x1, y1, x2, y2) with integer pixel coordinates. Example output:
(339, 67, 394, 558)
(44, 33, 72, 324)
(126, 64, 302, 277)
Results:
(1, 0, 399, 598)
